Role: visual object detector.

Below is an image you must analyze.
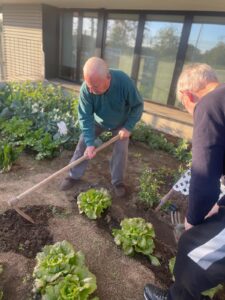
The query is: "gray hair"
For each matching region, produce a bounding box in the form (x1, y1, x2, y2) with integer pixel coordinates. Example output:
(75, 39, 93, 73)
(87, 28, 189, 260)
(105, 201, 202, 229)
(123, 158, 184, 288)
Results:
(176, 63, 218, 101)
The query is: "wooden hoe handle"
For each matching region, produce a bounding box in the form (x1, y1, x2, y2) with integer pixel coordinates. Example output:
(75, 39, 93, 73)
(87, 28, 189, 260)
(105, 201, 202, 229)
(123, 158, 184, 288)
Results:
(8, 134, 120, 206)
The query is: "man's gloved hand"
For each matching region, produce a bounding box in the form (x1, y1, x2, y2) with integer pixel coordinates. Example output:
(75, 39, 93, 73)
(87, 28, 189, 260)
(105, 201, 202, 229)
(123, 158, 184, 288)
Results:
(118, 128, 131, 139)
(84, 146, 96, 159)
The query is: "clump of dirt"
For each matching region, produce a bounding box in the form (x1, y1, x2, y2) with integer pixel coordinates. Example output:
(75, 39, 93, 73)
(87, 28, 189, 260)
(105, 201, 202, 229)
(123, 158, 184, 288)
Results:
(0, 205, 64, 258)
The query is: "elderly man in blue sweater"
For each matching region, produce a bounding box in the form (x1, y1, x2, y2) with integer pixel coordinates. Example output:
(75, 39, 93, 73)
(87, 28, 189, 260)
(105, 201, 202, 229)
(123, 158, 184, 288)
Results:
(144, 64, 225, 300)
(60, 57, 143, 197)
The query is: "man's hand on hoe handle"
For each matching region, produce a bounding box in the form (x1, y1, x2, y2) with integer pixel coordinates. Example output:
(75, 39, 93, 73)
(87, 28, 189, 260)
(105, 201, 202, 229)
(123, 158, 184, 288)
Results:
(84, 146, 96, 159)
(84, 129, 130, 160)
(118, 128, 131, 139)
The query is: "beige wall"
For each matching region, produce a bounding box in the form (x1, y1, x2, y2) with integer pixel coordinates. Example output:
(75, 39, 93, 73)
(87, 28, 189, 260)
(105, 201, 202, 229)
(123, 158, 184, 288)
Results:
(2, 4, 44, 81)
(0, 0, 225, 12)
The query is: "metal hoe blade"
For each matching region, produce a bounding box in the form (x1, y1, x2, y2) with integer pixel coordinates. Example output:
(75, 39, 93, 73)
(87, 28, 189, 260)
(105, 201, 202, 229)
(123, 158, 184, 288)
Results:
(14, 207, 35, 224)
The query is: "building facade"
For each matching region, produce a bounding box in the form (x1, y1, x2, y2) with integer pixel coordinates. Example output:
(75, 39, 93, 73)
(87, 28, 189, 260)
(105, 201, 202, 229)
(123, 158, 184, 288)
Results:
(0, 1, 225, 110)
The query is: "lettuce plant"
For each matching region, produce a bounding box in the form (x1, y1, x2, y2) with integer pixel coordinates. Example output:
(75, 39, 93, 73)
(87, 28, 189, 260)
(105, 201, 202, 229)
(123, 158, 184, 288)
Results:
(33, 241, 97, 300)
(112, 218, 160, 266)
(77, 188, 112, 219)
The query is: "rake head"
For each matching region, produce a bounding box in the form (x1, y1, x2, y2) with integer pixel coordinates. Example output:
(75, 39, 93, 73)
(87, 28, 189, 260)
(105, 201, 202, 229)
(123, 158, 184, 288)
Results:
(171, 211, 185, 243)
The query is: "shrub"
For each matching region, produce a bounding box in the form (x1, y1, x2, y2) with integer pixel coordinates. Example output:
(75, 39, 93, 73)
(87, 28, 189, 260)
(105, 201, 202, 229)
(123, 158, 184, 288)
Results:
(112, 218, 160, 266)
(77, 188, 112, 219)
(33, 240, 97, 300)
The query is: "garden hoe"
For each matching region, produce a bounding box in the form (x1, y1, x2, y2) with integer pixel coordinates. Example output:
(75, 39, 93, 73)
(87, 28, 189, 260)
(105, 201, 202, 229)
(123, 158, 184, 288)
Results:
(7, 135, 120, 224)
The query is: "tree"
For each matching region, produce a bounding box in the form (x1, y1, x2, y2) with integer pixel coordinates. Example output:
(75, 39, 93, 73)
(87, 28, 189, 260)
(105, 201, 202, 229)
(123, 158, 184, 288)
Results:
(203, 42, 225, 67)
(152, 27, 180, 60)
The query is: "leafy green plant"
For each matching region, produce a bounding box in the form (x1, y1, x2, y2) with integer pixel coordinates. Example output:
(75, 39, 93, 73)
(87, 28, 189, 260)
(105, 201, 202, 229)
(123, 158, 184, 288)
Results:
(169, 257, 223, 299)
(138, 168, 163, 207)
(0, 81, 80, 170)
(0, 117, 33, 142)
(132, 121, 191, 163)
(33, 240, 97, 300)
(0, 142, 23, 172)
(173, 139, 191, 164)
(99, 131, 113, 142)
(112, 218, 160, 266)
(77, 188, 112, 219)
(202, 285, 224, 299)
(25, 129, 61, 160)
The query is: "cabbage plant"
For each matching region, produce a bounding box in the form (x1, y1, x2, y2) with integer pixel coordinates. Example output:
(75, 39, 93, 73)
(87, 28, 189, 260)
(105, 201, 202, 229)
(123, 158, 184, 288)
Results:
(77, 188, 112, 219)
(33, 241, 97, 300)
(112, 218, 160, 266)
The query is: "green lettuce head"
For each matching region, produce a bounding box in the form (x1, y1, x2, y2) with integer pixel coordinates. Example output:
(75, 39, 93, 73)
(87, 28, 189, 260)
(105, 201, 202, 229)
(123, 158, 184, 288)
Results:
(77, 188, 112, 219)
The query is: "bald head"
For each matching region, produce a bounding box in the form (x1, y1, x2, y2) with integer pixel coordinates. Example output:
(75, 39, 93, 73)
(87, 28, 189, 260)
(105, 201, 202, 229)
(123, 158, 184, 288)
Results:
(83, 57, 111, 95)
(83, 57, 109, 80)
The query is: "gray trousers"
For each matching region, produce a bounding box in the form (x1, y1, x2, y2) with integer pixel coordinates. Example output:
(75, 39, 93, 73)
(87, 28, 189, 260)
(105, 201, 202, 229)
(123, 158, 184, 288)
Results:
(69, 124, 129, 185)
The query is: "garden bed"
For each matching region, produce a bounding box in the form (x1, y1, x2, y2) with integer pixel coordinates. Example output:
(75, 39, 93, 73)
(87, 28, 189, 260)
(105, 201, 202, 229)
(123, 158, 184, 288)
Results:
(1, 141, 224, 300)
(0, 81, 223, 300)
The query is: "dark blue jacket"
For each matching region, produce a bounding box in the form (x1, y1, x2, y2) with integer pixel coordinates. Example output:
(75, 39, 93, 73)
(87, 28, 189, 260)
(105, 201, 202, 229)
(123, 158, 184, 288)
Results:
(188, 84, 225, 225)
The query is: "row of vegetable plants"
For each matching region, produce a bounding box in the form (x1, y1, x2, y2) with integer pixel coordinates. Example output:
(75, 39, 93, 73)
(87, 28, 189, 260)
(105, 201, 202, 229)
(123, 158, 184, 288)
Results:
(0, 81, 191, 173)
(0, 81, 80, 171)
(0, 184, 221, 299)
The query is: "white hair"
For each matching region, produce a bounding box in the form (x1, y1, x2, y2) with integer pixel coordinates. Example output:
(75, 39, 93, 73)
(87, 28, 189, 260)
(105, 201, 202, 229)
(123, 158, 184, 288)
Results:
(83, 57, 109, 80)
(176, 63, 218, 101)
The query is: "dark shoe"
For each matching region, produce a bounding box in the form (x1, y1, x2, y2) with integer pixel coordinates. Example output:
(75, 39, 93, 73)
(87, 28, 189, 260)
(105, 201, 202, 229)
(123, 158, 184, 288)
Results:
(113, 183, 126, 197)
(144, 284, 167, 300)
(60, 177, 77, 191)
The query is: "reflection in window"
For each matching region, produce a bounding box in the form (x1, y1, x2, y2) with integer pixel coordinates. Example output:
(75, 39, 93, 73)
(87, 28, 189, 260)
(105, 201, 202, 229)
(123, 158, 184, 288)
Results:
(185, 16, 225, 82)
(104, 14, 138, 76)
(59, 12, 78, 80)
(138, 15, 184, 104)
(80, 13, 98, 80)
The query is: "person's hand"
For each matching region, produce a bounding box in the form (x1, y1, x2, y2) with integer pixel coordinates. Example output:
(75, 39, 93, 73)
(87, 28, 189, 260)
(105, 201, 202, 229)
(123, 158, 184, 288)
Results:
(205, 203, 219, 219)
(185, 217, 194, 231)
(84, 146, 96, 159)
(118, 128, 131, 139)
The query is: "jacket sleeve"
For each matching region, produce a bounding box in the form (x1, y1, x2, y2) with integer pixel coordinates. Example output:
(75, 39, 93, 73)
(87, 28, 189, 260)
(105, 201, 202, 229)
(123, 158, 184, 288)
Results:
(78, 87, 95, 147)
(123, 80, 143, 131)
(187, 104, 224, 225)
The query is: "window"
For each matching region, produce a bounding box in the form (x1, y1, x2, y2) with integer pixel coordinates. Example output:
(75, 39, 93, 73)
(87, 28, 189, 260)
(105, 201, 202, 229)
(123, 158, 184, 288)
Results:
(104, 14, 138, 76)
(59, 12, 78, 80)
(80, 12, 98, 80)
(185, 16, 225, 82)
(137, 15, 184, 104)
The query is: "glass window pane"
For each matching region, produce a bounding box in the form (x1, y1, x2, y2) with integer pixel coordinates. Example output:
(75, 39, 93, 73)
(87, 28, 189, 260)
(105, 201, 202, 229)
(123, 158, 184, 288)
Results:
(59, 12, 78, 80)
(104, 14, 138, 76)
(80, 13, 98, 80)
(185, 16, 225, 82)
(138, 15, 184, 105)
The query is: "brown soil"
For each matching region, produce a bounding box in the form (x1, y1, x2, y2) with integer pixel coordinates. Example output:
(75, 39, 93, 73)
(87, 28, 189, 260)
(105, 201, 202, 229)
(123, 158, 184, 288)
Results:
(0, 141, 224, 300)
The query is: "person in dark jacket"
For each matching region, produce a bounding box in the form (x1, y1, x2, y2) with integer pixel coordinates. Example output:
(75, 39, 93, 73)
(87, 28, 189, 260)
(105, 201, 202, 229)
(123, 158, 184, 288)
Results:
(60, 57, 143, 197)
(144, 63, 225, 300)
